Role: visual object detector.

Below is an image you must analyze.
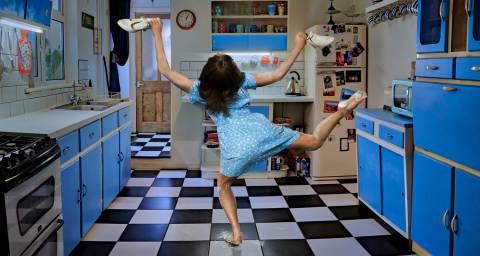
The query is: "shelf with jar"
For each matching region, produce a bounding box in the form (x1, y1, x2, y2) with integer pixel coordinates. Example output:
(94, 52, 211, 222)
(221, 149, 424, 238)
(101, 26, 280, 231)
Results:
(211, 0, 289, 51)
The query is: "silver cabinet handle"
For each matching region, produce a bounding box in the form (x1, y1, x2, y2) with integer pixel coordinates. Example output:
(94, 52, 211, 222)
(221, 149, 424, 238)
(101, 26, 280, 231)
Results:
(386, 133, 394, 139)
(123, 114, 128, 118)
(77, 189, 81, 203)
(442, 209, 450, 229)
(82, 184, 87, 197)
(471, 66, 480, 71)
(439, 0, 444, 20)
(360, 123, 367, 127)
(450, 213, 458, 234)
(63, 146, 70, 154)
(120, 152, 125, 161)
(426, 65, 439, 71)
(466, 0, 471, 16)
(442, 86, 458, 92)
(88, 132, 95, 138)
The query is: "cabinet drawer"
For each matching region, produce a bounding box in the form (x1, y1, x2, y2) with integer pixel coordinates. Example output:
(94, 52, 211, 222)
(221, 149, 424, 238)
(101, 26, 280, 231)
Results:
(355, 116, 374, 135)
(118, 107, 131, 126)
(379, 125, 404, 148)
(79, 120, 101, 150)
(248, 35, 288, 51)
(413, 82, 480, 170)
(102, 112, 118, 136)
(212, 35, 248, 51)
(456, 57, 480, 81)
(416, 58, 454, 79)
(58, 131, 79, 163)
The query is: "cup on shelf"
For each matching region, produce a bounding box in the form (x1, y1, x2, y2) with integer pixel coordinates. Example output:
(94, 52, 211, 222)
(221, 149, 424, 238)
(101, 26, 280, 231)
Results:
(244, 25, 251, 33)
(214, 5, 223, 16)
(212, 21, 218, 33)
(236, 24, 244, 33)
(218, 23, 227, 33)
(267, 24, 274, 33)
(250, 24, 258, 33)
(229, 23, 237, 33)
(267, 3, 276, 15)
(277, 3, 286, 15)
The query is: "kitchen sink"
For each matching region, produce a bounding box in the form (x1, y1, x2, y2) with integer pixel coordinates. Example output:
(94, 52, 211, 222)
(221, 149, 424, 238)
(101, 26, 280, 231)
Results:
(56, 104, 109, 111)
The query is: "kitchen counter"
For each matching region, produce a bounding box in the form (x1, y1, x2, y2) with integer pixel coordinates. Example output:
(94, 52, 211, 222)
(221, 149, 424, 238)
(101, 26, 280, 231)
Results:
(0, 101, 132, 138)
(182, 95, 314, 103)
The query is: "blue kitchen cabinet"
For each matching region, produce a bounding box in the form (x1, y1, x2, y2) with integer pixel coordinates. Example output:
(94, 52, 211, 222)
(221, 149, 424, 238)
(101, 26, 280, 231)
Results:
(381, 148, 406, 232)
(413, 82, 480, 171)
(80, 146, 102, 236)
(453, 169, 480, 255)
(411, 151, 453, 256)
(468, 0, 480, 51)
(61, 161, 81, 256)
(212, 35, 288, 51)
(0, 0, 26, 18)
(357, 135, 382, 213)
(119, 126, 131, 189)
(25, 0, 52, 27)
(247, 105, 270, 172)
(102, 133, 120, 209)
(417, 0, 449, 53)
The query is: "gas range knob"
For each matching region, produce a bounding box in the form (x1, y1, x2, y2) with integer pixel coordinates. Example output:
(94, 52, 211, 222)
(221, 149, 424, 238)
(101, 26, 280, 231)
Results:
(18, 150, 26, 160)
(9, 154, 17, 166)
(1, 157, 9, 167)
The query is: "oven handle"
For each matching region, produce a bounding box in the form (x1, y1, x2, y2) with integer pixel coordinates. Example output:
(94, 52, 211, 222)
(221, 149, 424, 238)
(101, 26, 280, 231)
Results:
(20, 218, 64, 256)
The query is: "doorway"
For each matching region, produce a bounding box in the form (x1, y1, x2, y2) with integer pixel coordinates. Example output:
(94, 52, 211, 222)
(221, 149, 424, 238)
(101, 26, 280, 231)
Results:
(133, 13, 172, 158)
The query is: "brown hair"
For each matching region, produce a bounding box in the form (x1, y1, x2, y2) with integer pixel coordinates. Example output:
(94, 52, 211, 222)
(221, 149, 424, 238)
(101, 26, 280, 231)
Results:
(198, 54, 245, 116)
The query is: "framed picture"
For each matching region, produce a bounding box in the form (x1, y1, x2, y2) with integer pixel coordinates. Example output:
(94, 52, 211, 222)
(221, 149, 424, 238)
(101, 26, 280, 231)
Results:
(340, 138, 349, 152)
(346, 70, 362, 83)
(94, 27, 102, 55)
(82, 12, 94, 30)
(324, 100, 339, 113)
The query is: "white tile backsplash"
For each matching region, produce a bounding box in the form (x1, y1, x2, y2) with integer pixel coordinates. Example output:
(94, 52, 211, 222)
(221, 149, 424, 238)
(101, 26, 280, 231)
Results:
(178, 56, 304, 98)
(0, 103, 11, 119)
(2, 86, 17, 103)
(10, 101, 25, 116)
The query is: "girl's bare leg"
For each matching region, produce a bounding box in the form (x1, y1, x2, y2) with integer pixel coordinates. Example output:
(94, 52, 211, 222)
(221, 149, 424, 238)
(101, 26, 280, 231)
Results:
(217, 173, 242, 245)
(289, 92, 367, 151)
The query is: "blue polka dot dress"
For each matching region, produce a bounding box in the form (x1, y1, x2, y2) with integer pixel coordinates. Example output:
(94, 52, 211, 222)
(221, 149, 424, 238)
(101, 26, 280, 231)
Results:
(189, 73, 300, 177)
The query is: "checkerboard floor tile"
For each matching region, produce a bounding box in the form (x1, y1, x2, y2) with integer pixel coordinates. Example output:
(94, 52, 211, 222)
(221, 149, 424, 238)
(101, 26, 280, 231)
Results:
(73, 171, 414, 256)
(131, 133, 171, 159)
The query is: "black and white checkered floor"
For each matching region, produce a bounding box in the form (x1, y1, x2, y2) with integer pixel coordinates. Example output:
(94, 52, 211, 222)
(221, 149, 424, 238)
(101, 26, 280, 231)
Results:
(131, 133, 171, 158)
(71, 170, 414, 256)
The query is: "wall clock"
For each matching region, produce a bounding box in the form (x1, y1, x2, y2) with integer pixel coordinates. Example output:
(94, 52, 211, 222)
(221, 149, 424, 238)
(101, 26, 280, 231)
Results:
(176, 9, 196, 30)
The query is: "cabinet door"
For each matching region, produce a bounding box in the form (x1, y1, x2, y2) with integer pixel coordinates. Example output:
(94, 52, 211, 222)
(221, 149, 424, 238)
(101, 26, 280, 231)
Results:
(453, 169, 480, 255)
(413, 82, 480, 171)
(102, 133, 120, 209)
(0, 0, 26, 18)
(247, 105, 270, 172)
(248, 35, 288, 51)
(119, 126, 132, 189)
(25, 0, 52, 27)
(61, 161, 81, 255)
(80, 146, 102, 236)
(381, 147, 406, 232)
(411, 152, 452, 256)
(417, 0, 449, 53)
(212, 35, 248, 51)
(468, 0, 480, 51)
(357, 136, 381, 213)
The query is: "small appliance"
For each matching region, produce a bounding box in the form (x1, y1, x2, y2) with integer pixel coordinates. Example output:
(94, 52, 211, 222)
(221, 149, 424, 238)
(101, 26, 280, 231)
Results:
(391, 79, 413, 118)
(285, 71, 301, 96)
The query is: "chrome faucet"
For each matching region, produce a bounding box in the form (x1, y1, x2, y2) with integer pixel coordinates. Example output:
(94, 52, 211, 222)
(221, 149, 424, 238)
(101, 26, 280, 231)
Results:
(70, 81, 81, 105)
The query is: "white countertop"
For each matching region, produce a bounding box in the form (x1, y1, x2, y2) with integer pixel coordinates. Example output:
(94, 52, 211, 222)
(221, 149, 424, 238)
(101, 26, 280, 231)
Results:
(0, 101, 132, 138)
(182, 95, 314, 103)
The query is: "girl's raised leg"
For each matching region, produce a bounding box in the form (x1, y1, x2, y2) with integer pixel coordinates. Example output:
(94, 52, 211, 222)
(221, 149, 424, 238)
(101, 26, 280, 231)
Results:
(289, 91, 367, 151)
(217, 173, 242, 245)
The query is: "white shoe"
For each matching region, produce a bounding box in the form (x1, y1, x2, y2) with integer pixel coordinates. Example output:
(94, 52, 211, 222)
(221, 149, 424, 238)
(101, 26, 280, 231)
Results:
(338, 91, 368, 111)
(306, 32, 335, 49)
(117, 18, 152, 33)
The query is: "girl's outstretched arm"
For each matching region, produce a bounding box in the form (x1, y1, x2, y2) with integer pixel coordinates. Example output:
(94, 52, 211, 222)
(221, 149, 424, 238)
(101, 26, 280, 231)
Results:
(151, 18, 194, 92)
(252, 32, 307, 87)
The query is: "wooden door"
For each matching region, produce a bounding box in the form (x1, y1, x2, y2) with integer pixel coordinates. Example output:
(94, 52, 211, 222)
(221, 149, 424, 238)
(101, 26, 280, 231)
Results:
(135, 13, 171, 133)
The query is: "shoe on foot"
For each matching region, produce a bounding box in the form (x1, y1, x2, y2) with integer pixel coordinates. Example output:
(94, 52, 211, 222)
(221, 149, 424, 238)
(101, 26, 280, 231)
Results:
(224, 233, 243, 247)
(117, 18, 152, 33)
(338, 91, 367, 114)
(306, 32, 335, 49)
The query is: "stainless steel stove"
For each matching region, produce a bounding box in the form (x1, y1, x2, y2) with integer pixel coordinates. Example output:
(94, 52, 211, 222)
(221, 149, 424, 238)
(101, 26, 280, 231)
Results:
(0, 133, 63, 256)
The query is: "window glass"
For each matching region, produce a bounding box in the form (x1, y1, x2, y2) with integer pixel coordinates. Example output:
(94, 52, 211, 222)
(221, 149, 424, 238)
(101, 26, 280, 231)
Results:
(44, 20, 64, 80)
(142, 19, 171, 81)
(52, 0, 62, 12)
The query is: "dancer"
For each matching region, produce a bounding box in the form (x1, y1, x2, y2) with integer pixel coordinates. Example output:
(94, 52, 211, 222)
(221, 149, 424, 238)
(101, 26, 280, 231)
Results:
(147, 18, 366, 246)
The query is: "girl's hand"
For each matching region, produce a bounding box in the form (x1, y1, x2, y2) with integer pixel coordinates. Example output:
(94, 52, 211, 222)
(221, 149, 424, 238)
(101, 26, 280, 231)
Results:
(295, 32, 308, 49)
(150, 18, 163, 36)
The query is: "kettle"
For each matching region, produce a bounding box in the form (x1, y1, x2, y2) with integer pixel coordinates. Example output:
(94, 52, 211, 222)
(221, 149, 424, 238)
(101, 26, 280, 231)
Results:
(285, 71, 301, 96)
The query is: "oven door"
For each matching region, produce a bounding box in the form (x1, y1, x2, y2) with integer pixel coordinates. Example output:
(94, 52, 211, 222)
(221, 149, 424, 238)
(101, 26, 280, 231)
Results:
(21, 218, 64, 256)
(4, 158, 61, 256)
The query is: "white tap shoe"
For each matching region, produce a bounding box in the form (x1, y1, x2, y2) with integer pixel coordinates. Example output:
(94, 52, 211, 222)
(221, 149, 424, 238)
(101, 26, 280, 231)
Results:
(306, 32, 335, 49)
(117, 18, 152, 33)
